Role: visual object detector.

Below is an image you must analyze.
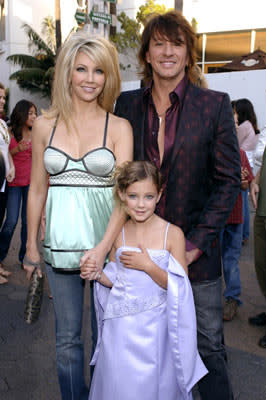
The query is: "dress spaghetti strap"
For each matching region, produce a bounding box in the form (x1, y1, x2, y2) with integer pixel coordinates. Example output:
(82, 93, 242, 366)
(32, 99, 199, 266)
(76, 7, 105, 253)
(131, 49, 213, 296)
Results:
(122, 226, 126, 247)
(48, 116, 59, 146)
(163, 223, 170, 250)
(102, 112, 109, 147)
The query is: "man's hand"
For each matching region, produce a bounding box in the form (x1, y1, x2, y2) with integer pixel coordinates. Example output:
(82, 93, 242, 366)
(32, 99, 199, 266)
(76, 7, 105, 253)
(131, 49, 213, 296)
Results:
(186, 247, 202, 265)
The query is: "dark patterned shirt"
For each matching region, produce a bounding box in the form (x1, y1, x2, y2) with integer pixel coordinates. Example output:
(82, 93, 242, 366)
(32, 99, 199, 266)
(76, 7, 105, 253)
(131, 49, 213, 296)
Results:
(143, 76, 200, 255)
(144, 75, 187, 216)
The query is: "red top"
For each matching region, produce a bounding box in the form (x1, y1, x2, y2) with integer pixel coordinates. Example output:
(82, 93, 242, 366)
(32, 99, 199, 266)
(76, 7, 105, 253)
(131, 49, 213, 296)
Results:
(227, 149, 253, 224)
(8, 136, 32, 186)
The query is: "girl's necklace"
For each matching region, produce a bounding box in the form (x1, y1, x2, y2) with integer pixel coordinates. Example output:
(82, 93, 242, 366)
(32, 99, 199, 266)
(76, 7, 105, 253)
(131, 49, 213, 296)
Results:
(0, 120, 9, 144)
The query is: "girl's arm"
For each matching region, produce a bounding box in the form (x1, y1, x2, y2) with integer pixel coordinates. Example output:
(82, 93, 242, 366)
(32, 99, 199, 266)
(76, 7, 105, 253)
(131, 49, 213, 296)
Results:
(80, 117, 133, 279)
(23, 117, 49, 279)
(168, 224, 188, 275)
(120, 244, 168, 289)
(120, 225, 187, 289)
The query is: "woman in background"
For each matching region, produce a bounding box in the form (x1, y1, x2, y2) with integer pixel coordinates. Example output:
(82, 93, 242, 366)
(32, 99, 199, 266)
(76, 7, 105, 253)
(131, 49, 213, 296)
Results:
(0, 100, 36, 271)
(0, 83, 15, 283)
(234, 98, 260, 244)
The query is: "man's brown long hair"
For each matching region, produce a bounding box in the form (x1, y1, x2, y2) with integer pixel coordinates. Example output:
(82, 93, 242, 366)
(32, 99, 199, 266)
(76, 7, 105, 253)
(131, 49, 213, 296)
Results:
(138, 11, 197, 85)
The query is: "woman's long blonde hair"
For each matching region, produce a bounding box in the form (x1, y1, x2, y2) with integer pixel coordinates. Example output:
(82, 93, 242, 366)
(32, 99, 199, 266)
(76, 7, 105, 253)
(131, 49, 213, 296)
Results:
(43, 31, 121, 124)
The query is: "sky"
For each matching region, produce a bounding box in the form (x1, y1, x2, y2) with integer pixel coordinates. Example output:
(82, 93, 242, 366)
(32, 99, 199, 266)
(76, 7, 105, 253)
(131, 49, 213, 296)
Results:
(183, 0, 266, 33)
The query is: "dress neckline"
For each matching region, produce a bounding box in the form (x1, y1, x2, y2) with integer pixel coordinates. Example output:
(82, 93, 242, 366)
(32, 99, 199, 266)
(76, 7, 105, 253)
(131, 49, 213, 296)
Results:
(116, 246, 169, 253)
(44, 145, 116, 162)
(45, 112, 111, 161)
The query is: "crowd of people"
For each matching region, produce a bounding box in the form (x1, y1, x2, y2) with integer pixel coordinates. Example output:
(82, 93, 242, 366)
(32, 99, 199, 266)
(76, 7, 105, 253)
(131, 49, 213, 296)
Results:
(0, 9, 266, 400)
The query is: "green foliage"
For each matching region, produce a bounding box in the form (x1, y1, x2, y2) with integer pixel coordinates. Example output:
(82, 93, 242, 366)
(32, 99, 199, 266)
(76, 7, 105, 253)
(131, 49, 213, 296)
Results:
(42, 16, 56, 54)
(7, 22, 56, 98)
(110, 0, 168, 69)
(110, 12, 141, 54)
(136, 0, 167, 26)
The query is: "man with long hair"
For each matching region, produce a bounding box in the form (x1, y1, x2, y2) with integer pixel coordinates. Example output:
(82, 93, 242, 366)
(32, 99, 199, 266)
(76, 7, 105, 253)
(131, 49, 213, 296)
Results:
(115, 11, 241, 400)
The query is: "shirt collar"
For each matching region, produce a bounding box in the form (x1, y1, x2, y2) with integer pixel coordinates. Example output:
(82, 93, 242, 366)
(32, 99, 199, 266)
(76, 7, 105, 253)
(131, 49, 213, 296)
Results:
(143, 74, 188, 106)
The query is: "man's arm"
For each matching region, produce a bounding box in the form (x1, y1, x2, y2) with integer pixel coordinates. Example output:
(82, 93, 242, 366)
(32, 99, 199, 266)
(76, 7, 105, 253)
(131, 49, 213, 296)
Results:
(187, 93, 241, 257)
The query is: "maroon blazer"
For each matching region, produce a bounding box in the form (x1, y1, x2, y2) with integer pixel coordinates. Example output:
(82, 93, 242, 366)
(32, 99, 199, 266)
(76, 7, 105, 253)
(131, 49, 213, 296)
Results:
(115, 82, 241, 282)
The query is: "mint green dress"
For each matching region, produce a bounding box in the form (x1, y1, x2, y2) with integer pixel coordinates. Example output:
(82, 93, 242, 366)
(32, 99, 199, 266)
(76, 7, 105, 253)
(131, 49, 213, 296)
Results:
(43, 113, 115, 270)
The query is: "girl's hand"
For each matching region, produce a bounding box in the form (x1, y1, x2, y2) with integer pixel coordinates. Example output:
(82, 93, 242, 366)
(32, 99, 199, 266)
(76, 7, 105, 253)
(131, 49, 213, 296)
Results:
(120, 245, 154, 272)
(80, 242, 107, 280)
(80, 258, 98, 280)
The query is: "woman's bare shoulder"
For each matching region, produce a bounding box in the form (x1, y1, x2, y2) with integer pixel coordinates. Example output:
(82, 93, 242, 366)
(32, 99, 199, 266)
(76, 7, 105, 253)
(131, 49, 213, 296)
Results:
(109, 113, 132, 133)
(33, 115, 56, 132)
(33, 116, 57, 142)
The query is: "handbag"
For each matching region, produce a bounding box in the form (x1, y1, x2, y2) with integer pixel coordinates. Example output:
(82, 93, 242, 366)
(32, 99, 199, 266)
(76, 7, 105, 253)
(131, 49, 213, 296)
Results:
(24, 268, 44, 324)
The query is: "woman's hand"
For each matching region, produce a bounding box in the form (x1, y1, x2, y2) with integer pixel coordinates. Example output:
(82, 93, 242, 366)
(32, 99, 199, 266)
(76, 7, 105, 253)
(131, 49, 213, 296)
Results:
(80, 242, 108, 280)
(80, 258, 98, 280)
(120, 245, 154, 272)
(6, 165, 15, 182)
(18, 140, 31, 152)
(23, 247, 41, 280)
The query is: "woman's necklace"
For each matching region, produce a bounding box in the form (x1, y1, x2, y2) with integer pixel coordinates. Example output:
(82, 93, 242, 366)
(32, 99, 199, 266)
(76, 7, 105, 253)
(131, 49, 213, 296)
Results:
(0, 119, 9, 144)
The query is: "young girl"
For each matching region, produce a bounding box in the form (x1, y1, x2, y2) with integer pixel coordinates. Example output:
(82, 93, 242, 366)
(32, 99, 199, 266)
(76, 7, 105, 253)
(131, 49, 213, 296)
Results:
(82, 161, 207, 400)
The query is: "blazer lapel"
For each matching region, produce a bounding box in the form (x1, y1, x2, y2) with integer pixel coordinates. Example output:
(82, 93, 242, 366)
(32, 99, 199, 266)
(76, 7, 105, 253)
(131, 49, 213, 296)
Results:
(131, 89, 146, 160)
(170, 83, 200, 166)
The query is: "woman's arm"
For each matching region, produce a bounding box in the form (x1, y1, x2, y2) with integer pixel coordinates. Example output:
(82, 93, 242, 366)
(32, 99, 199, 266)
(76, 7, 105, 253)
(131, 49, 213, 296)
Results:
(10, 140, 30, 155)
(80, 117, 133, 279)
(251, 168, 261, 209)
(23, 117, 49, 279)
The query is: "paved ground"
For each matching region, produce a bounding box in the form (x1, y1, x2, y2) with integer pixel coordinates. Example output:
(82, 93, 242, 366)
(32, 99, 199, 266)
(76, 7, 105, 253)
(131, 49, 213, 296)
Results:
(0, 209, 266, 400)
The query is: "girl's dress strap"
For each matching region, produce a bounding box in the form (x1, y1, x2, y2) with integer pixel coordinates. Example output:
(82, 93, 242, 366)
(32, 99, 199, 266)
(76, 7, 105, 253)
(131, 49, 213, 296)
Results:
(122, 226, 126, 247)
(102, 112, 109, 147)
(164, 222, 170, 250)
(48, 115, 59, 146)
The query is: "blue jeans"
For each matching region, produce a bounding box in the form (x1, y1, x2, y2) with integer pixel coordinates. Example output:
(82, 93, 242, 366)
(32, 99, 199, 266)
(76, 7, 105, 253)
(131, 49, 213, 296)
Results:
(45, 264, 90, 400)
(220, 224, 242, 304)
(242, 189, 250, 241)
(0, 185, 29, 263)
(191, 278, 234, 400)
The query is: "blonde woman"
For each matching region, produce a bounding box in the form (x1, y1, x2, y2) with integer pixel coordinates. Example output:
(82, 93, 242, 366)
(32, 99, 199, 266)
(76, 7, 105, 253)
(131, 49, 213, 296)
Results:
(24, 31, 132, 400)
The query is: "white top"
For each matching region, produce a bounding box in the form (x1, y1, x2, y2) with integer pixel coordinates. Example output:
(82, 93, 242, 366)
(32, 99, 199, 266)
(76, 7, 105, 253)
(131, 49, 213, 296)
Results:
(0, 119, 10, 192)
(253, 125, 266, 175)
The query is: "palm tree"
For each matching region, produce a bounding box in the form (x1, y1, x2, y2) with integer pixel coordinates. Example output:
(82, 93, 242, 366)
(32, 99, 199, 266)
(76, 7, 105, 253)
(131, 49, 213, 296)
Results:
(6, 22, 56, 98)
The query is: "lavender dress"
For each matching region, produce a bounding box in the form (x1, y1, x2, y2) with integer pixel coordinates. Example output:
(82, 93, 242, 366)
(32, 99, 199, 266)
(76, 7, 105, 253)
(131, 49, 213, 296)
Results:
(89, 224, 208, 400)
